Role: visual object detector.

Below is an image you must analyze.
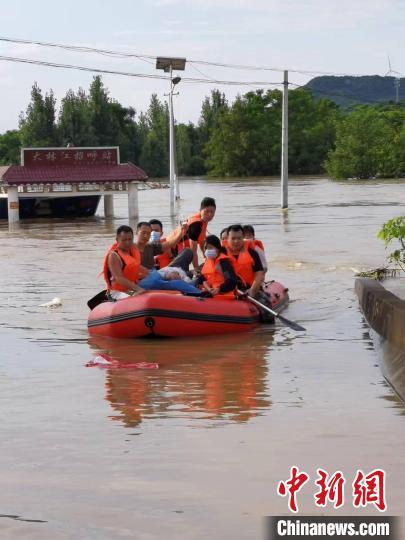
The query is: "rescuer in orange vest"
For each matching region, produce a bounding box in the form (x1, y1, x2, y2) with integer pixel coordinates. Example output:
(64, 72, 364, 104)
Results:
(242, 224, 268, 273)
(162, 197, 216, 271)
(226, 224, 265, 298)
(220, 227, 229, 243)
(103, 225, 145, 300)
(197, 235, 238, 296)
(148, 218, 174, 269)
(135, 221, 189, 276)
(176, 197, 217, 270)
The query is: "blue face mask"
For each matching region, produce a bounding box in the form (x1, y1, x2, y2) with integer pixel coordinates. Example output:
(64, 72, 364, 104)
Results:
(205, 248, 218, 259)
(150, 231, 161, 242)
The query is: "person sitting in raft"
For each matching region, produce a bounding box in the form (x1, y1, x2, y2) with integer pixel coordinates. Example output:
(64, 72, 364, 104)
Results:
(226, 224, 265, 299)
(195, 235, 238, 296)
(135, 221, 190, 275)
(148, 218, 174, 269)
(242, 224, 267, 273)
(220, 227, 229, 245)
(103, 225, 145, 301)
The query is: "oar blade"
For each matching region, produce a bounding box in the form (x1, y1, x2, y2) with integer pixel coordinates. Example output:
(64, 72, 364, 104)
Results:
(277, 313, 306, 332)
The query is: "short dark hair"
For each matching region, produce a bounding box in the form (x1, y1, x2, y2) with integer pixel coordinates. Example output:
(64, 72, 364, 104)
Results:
(220, 227, 229, 238)
(136, 221, 151, 231)
(200, 197, 216, 210)
(205, 234, 226, 254)
(116, 225, 133, 236)
(228, 224, 244, 235)
(149, 219, 163, 230)
(243, 225, 255, 236)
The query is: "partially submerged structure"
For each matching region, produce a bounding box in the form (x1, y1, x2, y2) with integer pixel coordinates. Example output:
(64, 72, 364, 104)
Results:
(356, 278, 405, 403)
(0, 147, 147, 222)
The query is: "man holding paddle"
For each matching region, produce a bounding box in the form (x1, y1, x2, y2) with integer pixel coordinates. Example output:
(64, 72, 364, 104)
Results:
(225, 224, 265, 299)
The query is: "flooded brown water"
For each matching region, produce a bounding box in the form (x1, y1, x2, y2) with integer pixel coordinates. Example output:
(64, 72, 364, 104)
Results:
(1, 177, 405, 539)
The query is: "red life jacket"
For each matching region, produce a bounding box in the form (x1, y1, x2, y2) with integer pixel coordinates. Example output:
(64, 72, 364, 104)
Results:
(226, 240, 256, 287)
(102, 243, 141, 292)
(201, 253, 234, 295)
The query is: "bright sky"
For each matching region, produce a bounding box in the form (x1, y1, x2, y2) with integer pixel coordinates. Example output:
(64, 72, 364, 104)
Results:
(0, 0, 404, 132)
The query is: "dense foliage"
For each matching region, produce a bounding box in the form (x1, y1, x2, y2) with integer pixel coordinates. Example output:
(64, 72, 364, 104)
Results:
(378, 216, 405, 272)
(1, 76, 405, 179)
(325, 104, 405, 179)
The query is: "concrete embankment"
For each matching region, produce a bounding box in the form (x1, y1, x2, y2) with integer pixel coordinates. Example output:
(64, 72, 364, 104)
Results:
(356, 278, 405, 402)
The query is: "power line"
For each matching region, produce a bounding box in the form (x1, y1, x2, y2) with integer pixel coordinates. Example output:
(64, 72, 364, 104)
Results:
(0, 54, 283, 86)
(0, 54, 169, 80)
(0, 35, 395, 78)
(0, 36, 156, 63)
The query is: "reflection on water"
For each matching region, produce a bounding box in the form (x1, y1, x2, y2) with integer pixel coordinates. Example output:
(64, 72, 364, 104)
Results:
(89, 333, 273, 427)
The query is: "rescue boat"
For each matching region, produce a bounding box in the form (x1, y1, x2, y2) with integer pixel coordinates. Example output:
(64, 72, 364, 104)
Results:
(87, 281, 289, 339)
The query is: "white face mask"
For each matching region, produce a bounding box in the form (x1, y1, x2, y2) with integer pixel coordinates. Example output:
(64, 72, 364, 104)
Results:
(205, 248, 218, 259)
(150, 231, 161, 242)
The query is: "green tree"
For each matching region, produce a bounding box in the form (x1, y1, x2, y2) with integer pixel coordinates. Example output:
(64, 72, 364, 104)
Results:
(288, 90, 339, 174)
(199, 89, 229, 146)
(205, 88, 339, 177)
(19, 83, 59, 146)
(176, 123, 192, 175)
(59, 88, 92, 146)
(378, 216, 405, 271)
(139, 94, 169, 177)
(88, 76, 114, 145)
(325, 104, 405, 179)
(0, 130, 21, 164)
(110, 103, 141, 164)
(205, 89, 281, 176)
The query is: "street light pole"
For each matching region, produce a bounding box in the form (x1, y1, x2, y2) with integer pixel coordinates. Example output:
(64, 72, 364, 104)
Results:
(168, 66, 175, 213)
(156, 57, 186, 216)
(281, 69, 289, 209)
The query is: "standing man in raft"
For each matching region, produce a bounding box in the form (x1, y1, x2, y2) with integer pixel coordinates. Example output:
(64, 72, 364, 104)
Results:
(167, 197, 217, 270)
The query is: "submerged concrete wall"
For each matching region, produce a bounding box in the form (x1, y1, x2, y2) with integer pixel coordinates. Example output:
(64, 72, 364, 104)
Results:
(356, 278, 405, 402)
(355, 278, 405, 350)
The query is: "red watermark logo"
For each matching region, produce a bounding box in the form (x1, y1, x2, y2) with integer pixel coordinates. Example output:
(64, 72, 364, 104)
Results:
(277, 467, 386, 513)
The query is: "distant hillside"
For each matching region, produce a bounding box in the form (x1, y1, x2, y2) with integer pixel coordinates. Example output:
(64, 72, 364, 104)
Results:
(305, 76, 405, 107)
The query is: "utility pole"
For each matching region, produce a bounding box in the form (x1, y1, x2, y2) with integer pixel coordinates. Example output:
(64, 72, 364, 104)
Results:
(281, 70, 289, 209)
(156, 57, 186, 216)
(168, 66, 176, 213)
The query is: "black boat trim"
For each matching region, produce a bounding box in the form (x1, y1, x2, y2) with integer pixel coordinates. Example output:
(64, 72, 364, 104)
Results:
(88, 307, 260, 328)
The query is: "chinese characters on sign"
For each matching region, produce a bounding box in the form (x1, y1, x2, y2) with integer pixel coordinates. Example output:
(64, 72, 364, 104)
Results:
(23, 148, 119, 166)
(277, 467, 386, 513)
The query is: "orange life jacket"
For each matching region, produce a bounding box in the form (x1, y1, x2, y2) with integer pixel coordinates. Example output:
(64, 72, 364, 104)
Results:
(226, 240, 256, 287)
(252, 239, 265, 251)
(221, 238, 229, 248)
(187, 212, 208, 247)
(201, 253, 235, 295)
(166, 211, 207, 254)
(103, 242, 141, 292)
(164, 225, 192, 255)
(154, 237, 173, 269)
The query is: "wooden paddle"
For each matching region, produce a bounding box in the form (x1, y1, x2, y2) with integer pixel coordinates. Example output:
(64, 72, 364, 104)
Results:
(237, 289, 306, 332)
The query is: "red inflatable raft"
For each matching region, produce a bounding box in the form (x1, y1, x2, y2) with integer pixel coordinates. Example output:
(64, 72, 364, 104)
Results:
(87, 281, 288, 339)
